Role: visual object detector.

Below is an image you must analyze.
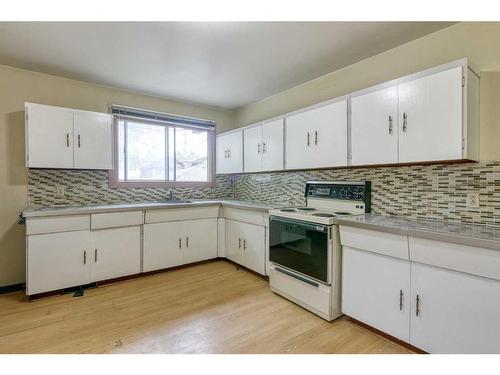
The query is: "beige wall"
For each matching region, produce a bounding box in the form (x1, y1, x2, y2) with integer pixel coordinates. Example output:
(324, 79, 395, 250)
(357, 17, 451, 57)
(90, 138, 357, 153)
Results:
(480, 72, 500, 160)
(0, 64, 234, 287)
(234, 22, 500, 161)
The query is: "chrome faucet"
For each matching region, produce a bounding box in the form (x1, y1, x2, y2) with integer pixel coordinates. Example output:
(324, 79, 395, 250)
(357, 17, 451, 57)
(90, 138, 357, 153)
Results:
(168, 190, 175, 201)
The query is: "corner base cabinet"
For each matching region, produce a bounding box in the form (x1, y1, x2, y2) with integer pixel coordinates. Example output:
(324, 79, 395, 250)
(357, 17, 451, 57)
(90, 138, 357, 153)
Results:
(225, 219, 266, 275)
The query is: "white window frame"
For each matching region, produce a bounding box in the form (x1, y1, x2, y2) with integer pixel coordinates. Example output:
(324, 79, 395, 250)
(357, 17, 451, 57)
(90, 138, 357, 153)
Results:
(109, 109, 216, 189)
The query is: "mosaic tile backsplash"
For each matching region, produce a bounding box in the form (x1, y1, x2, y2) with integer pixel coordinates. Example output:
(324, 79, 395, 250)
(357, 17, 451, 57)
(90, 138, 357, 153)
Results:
(28, 161, 500, 225)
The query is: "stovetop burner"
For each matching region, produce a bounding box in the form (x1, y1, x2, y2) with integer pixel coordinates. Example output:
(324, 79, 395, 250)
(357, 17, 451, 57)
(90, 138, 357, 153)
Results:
(280, 208, 296, 212)
(296, 207, 316, 211)
(312, 213, 336, 218)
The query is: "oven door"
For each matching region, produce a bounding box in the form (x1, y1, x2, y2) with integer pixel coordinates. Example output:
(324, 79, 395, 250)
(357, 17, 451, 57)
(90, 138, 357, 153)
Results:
(269, 216, 331, 284)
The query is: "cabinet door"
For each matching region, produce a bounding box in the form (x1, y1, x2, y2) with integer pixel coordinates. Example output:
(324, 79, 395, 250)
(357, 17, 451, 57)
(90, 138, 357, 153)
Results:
(143, 222, 184, 272)
(26, 104, 74, 168)
(90, 226, 141, 282)
(74, 112, 113, 170)
(342, 246, 410, 342)
(262, 118, 284, 171)
(27, 231, 91, 295)
(243, 125, 263, 173)
(224, 219, 244, 265)
(410, 263, 500, 353)
(399, 66, 463, 163)
(286, 100, 348, 169)
(241, 222, 266, 275)
(182, 219, 218, 264)
(216, 131, 243, 174)
(351, 86, 398, 165)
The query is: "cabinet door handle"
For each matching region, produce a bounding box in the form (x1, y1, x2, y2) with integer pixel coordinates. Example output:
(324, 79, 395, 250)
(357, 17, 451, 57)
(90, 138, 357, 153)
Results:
(238, 237, 241, 249)
(399, 289, 403, 310)
(78, 134, 81, 148)
(66, 133, 70, 147)
(314, 131, 318, 145)
(262, 141, 267, 153)
(416, 294, 420, 316)
(257, 143, 261, 154)
(94, 248, 97, 263)
(243, 239, 247, 251)
(83, 250, 86, 265)
(389, 116, 393, 135)
(306, 132, 310, 146)
(178, 238, 182, 249)
(403, 112, 408, 132)
(186, 236, 189, 248)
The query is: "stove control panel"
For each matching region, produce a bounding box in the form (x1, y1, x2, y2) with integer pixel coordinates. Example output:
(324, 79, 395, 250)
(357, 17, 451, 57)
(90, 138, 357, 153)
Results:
(305, 181, 371, 211)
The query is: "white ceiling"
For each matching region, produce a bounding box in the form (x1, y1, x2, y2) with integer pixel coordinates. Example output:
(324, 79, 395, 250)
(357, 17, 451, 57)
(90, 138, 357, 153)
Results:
(0, 22, 454, 109)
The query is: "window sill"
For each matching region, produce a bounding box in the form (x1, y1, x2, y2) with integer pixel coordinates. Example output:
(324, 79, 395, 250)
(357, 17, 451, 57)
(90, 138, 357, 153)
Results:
(108, 175, 215, 189)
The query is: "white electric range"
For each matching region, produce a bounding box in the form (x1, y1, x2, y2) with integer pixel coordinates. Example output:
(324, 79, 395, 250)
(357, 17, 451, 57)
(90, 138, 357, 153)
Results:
(268, 181, 371, 321)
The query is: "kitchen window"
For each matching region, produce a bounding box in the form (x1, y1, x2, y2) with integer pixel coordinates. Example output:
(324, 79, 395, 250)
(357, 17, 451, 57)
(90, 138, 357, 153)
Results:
(109, 105, 216, 188)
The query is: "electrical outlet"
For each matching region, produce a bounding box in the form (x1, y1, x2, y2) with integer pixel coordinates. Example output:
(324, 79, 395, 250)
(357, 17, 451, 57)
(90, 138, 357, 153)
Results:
(467, 192, 480, 208)
(56, 186, 66, 196)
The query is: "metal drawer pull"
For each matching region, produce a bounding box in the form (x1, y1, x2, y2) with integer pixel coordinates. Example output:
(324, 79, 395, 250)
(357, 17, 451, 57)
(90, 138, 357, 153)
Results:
(307, 132, 310, 146)
(186, 236, 189, 248)
(257, 143, 261, 154)
(238, 237, 241, 249)
(243, 239, 247, 251)
(228, 149, 231, 158)
(94, 248, 97, 263)
(178, 238, 182, 249)
(403, 112, 408, 132)
(416, 294, 420, 316)
(78, 134, 81, 148)
(66, 133, 70, 147)
(83, 250, 86, 265)
(389, 116, 393, 135)
(262, 141, 267, 153)
(314, 130, 318, 145)
(399, 289, 403, 310)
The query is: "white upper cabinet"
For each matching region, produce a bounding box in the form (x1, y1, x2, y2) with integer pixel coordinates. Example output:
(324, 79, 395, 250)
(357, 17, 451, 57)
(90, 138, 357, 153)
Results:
(25, 103, 113, 170)
(262, 118, 284, 171)
(74, 112, 113, 169)
(398, 66, 463, 163)
(25, 104, 75, 169)
(243, 124, 263, 173)
(285, 99, 348, 170)
(243, 118, 284, 173)
(351, 85, 399, 165)
(216, 130, 243, 174)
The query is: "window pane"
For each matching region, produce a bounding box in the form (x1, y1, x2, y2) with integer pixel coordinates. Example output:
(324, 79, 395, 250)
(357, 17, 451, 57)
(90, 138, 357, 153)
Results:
(126, 121, 166, 180)
(175, 128, 208, 182)
(118, 120, 125, 180)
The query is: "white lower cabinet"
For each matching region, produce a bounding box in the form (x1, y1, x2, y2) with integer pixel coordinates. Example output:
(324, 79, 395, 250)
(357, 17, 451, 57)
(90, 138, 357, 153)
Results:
(225, 219, 266, 275)
(27, 230, 91, 295)
(410, 262, 500, 354)
(342, 246, 410, 342)
(90, 226, 141, 282)
(143, 218, 218, 272)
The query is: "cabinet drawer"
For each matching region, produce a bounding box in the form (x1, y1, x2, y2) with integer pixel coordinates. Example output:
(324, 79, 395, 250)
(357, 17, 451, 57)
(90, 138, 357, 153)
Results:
(145, 206, 220, 224)
(222, 207, 268, 226)
(26, 215, 90, 235)
(409, 237, 500, 281)
(339, 226, 409, 260)
(91, 211, 143, 229)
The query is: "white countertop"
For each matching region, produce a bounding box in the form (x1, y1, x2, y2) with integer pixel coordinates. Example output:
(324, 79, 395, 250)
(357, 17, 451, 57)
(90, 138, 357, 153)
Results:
(22, 199, 288, 218)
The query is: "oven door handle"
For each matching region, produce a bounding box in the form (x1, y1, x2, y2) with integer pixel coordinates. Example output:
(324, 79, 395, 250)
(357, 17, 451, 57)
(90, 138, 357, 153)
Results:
(270, 216, 329, 232)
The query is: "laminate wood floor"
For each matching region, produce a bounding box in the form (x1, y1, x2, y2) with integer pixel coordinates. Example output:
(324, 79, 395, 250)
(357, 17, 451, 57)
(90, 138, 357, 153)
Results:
(0, 260, 413, 354)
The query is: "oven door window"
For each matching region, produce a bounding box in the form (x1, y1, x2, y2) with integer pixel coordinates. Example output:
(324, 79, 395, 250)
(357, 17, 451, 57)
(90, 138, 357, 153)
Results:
(269, 218, 329, 283)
